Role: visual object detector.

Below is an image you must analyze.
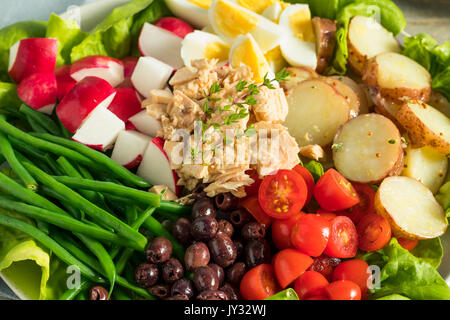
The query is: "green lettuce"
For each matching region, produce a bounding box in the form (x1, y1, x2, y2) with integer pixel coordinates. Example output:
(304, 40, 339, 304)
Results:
(0, 82, 21, 108)
(0, 20, 47, 82)
(45, 14, 87, 66)
(362, 238, 450, 300)
(286, 0, 340, 20)
(377, 294, 410, 300)
(304, 160, 324, 182)
(436, 181, 450, 220)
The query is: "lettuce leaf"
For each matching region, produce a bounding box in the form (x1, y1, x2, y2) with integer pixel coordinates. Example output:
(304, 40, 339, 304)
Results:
(45, 14, 87, 66)
(304, 160, 324, 182)
(0, 82, 21, 108)
(377, 294, 410, 300)
(0, 20, 47, 82)
(286, 0, 340, 20)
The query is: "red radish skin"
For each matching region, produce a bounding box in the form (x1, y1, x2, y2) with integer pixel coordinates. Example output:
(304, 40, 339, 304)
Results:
(154, 17, 194, 38)
(8, 38, 57, 83)
(55, 65, 76, 100)
(111, 130, 151, 169)
(122, 56, 139, 78)
(70, 55, 124, 87)
(126, 122, 137, 131)
(17, 72, 57, 114)
(108, 87, 142, 122)
(56, 77, 116, 133)
(124, 155, 144, 169)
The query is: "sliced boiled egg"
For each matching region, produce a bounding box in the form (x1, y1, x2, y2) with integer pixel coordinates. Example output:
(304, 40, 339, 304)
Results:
(262, 2, 282, 22)
(165, 0, 212, 28)
(228, 0, 276, 14)
(279, 4, 317, 69)
(181, 30, 231, 66)
(229, 34, 271, 83)
(208, 0, 281, 52)
(265, 46, 288, 73)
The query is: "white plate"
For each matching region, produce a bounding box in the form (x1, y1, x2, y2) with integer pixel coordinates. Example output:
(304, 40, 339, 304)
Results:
(1, 0, 449, 300)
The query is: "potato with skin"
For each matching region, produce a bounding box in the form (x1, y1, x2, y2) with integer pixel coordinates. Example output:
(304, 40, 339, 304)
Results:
(284, 79, 351, 148)
(396, 100, 450, 155)
(333, 113, 404, 184)
(348, 15, 401, 75)
(281, 66, 319, 93)
(322, 76, 360, 118)
(363, 52, 432, 104)
(428, 91, 450, 118)
(331, 75, 371, 114)
(312, 17, 337, 74)
(375, 176, 448, 240)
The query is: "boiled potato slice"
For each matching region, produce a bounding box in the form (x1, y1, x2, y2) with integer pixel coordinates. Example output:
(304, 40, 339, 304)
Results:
(333, 113, 403, 184)
(396, 100, 450, 155)
(363, 52, 432, 104)
(428, 91, 450, 118)
(331, 75, 371, 114)
(348, 15, 401, 75)
(322, 76, 360, 118)
(281, 66, 318, 92)
(402, 143, 448, 194)
(375, 176, 447, 240)
(312, 17, 336, 74)
(284, 79, 351, 147)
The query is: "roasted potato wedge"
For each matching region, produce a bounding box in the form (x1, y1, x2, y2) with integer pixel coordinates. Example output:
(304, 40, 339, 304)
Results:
(363, 52, 432, 104)
(348, 15, 401, 75)
(281, 66, 319, 92)
(312, 17, 337, 74)
(375, 176, 448, 240)
(331, 76, 371, 114)
(323, 76, 360, 118)
(396, 100, 450, 155)
(333, 113, 404, 184)
(284, 79, 351, 147)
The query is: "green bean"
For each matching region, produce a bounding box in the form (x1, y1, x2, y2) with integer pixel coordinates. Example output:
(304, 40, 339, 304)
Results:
(76, 290, 88, 300)
(0, 213, 103, 283)
(20, 159, 148, 250)
(112, 287, 132, 300)
(19, 104, 61, 136)
(57, 117, 72, 139)
(159, 200, 191, 215)
(77, 233, 116, 295)
(26, 115, 48, 134)
(38, 185, 82, 220)
(125, 206, 138, 225)
(8, 135, 48, 162)
(59, 278, 91, 300)
(0, 119, 99, 167)
(142, 216, 185, 261)
(116, 276, 155, 300)
(1, 106, 27, 121)
(0, 195, 124, 244)
(31, 133, 151, 188)
(0, 131, 37, 191)
(155, 210, 182, 222)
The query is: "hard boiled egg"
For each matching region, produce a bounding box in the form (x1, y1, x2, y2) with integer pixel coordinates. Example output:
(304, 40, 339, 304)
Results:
(262, 2, 283, 22)
(165, 0, 211, 28)
(279, 4, 317, 69)
(229, 34, 271, 83)
(181, 31, 231, 66)
(208, 0, 281, 53)
(265, 46, 288, 73)
(227, 0, 276, 14)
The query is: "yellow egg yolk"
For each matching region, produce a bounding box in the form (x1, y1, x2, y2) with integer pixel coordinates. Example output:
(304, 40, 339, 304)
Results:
(231, 37, 268, 83)
(204, 42, 231, 61)
(264, 46, 287, 72)
(214, 0, 258, 38)
(237, 0, 276, 14)
(289, 8, 315, 43)
(187, 0, 212, 9)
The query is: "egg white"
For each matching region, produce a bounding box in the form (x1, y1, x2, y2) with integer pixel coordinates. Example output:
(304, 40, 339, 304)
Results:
(181, 30, 231, 66)
(165, 0, 211, 28)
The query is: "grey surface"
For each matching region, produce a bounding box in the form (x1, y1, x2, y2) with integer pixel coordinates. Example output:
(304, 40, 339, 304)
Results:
(0, 0, 448, 300)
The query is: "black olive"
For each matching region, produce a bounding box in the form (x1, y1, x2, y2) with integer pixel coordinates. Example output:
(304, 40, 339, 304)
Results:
(146, 237, 173, 263)
(134, 263, 159, 288)
(214, 193, 238, 212)
(89, 286, 109, 300)
(161, 258, 184, 284)
(185, 242, 210, 271)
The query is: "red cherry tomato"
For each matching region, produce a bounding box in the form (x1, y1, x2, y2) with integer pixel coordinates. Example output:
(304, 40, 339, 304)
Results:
(305, 295, 329, 300)
(245, 170, 262, 197)
(316, 209, 338, 221)
(272, 249, 313, 288)
(332, 259, 370, 298)
(314, 169, 360, 211)
(343, 183, 376, 224)
(240, 196, 273, 227)
(271, 212, 304, 250)
(240, 264, 280, 300)
(294, 271, 329, 299)
(308, 255, 341, 281)
(357, 214, 391, 252)
(293, 165, 315, 204)
(291, 214, 330, 257)
(258, 169, 308, 220)
(325, 280, 361, 300)
(324, 216, 358, 258)
(397, 238, 419, 251)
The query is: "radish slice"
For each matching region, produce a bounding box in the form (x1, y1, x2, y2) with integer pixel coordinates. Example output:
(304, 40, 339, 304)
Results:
(111, 130, 151, 169)
(122, 56, 139, 78)
(108, 87, 142, 122)
(56, 77, 116, 133)
(72, 107, 125, 151)
(131, 56, 173, 98)
(70, 55, 125, 87)
(8, 38, 57, 83)
(17, 72, 57, 114)
(128, 110, 162, 138)
(55, 65, 77, 101)
(154, 17, 194, 38)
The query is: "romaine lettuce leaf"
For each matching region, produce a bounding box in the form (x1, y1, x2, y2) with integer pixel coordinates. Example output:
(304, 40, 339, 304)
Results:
(304, 160, 324, 182)
(377, 294, 410, 300)
(0, 20, 47, 82)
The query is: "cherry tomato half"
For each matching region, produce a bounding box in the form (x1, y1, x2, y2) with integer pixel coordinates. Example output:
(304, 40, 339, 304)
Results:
(316, 209, 338, 221)
(272, 249, 313, 288)
(293, 165, 315, 204)
(324, 216, 358, 258)
(325, 280, 362, 300)
(240, 264, 280, 300)
(314, 169, 360, 212)
(245, 170, 262, 197)
(271, 212, 304, 250)
(332, 259, 370, 298)
(259, 169, 308, 219)
(305, 295, 329, 300)
(291, 214, 330, 257)
(240, 196, 273, 227)
(357, 214, 391, 252)
(343, 183, 376, 224)
(294, 271, 329, 299)
(397, 238, 419, 252)
(308, 255, 341, 282)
